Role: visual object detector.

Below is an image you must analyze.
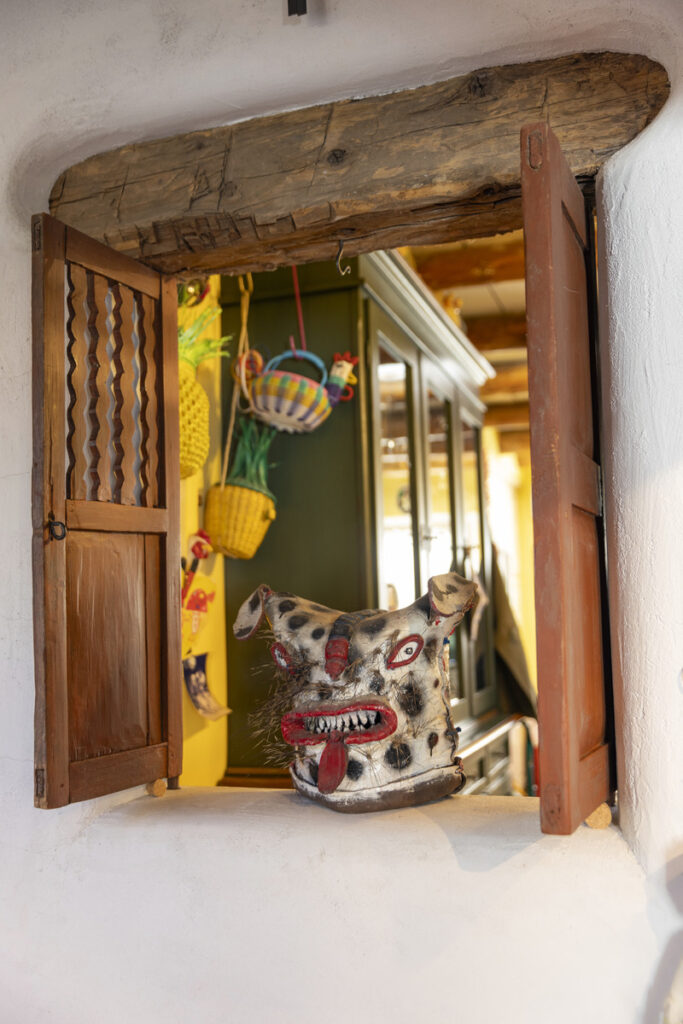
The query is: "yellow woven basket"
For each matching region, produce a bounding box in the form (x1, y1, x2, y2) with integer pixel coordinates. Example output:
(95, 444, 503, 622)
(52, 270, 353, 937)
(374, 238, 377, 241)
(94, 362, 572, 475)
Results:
(179, 361, 210, 479)
(204, 482, 276, 559)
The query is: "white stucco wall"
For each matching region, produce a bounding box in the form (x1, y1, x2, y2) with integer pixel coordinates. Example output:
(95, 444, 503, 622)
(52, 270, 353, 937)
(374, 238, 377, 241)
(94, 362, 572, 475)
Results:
(0, 2, 681, 1022)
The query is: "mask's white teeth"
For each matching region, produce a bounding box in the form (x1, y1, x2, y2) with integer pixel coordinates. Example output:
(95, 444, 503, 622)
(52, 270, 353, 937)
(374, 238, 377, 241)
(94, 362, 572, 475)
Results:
(305, 707, 384, 735)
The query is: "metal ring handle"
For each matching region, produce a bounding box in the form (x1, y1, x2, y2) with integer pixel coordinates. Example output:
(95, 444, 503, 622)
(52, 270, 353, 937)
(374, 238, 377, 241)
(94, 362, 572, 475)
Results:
(48, 519, 67, 541)
(263, 350, 328, 389)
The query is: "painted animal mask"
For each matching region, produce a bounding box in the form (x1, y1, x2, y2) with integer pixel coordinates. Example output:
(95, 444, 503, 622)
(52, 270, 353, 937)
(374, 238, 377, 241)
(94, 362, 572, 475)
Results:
(233, 572, 477, 812)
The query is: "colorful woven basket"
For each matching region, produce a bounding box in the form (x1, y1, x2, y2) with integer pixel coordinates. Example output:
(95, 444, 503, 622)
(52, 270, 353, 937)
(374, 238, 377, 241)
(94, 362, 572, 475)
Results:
(251, 350, 331, 433)
(204, 482, 276, 560)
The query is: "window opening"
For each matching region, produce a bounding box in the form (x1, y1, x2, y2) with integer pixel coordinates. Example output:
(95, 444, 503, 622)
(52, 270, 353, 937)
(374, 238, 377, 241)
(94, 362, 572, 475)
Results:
(205, 235, 540, 799)
(34, 122, 614, 828)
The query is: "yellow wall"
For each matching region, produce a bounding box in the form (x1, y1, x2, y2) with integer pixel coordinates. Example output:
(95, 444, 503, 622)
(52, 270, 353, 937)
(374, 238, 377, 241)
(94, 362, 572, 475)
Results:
(178, 279, 229, 786)
(515, 462, 537, 690)
(481, 429, 537, 690)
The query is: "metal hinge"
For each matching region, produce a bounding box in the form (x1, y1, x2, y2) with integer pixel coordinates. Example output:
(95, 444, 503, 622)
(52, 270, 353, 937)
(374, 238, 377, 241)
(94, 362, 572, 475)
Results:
(32, 218, 42, 253)
(34, 768, 45, 800)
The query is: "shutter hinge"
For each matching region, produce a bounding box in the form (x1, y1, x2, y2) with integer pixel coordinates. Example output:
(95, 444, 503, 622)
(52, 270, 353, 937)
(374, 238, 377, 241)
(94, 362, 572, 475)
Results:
(598, 466, 605, 517)
(32, 218, 42, 252)
(526, 130, 544, 170)
(34, 768, 45, 800)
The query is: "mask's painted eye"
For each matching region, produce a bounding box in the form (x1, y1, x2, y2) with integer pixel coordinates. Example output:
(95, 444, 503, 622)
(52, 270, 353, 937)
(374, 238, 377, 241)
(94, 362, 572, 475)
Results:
(271, 642, 294, 673)
(386, 634, 424, 669)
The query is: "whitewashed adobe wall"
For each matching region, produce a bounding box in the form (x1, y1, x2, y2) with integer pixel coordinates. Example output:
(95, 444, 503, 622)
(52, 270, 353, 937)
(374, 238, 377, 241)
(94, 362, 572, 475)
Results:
(0, 2, 681, 1023)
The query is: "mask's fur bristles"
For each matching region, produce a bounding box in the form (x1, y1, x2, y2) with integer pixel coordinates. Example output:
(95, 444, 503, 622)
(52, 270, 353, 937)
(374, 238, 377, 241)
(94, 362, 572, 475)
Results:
(247, 627, 316, 768)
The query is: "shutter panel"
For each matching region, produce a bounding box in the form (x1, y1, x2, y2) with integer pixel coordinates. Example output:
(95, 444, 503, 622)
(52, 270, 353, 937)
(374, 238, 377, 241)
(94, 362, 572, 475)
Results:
(521, 124, 614, 834)
(32, 214, 181, 807)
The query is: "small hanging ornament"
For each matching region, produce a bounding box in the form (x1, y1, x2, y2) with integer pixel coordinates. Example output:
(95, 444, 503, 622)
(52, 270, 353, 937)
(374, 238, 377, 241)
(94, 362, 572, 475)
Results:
(326, 351, 359, 406)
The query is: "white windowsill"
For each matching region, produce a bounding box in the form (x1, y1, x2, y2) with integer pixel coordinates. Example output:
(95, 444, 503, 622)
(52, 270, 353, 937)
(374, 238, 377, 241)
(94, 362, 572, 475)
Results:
(97, 787, 636, 872)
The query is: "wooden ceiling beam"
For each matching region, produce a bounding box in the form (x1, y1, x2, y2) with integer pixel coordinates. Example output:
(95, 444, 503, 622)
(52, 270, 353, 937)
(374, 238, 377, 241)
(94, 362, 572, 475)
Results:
(480, 365, 529, 402)
(483, 403, 530, 429)
(48, 53, 668, 276)
(416, 239, 525, 289)
(499, 431, 532, 458)
(466, 314, 527, 352)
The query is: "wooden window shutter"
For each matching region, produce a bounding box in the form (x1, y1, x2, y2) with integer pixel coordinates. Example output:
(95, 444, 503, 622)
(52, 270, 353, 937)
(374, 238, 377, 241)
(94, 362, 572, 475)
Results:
(521, 124, 614, 834)
(32, 214, 181, 807)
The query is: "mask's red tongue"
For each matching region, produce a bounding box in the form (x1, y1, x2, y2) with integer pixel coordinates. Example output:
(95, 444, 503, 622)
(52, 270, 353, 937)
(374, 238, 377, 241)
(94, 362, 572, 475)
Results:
(317, 732, 348, 794)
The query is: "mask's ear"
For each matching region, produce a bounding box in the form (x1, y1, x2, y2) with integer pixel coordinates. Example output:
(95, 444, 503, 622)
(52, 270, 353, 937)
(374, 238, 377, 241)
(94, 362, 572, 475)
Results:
(428, 573, 477, 625)
(233, 584, 272, 639)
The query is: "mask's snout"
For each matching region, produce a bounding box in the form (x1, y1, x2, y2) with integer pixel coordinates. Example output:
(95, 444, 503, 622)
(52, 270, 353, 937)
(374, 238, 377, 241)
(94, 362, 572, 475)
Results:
(324, 613, 354, 680)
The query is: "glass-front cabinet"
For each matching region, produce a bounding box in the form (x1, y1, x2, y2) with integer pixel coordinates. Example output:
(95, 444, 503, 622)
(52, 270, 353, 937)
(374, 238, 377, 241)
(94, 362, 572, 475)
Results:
(364, 253, 495, 732)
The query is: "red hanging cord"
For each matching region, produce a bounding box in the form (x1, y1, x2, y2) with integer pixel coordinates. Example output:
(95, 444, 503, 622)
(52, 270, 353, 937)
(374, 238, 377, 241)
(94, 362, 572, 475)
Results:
(291, 266, 307, 354)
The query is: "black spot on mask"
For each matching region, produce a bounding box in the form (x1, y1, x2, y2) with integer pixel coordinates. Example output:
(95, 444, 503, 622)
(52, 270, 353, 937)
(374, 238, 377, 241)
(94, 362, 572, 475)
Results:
(423, 636, 439, 663)
(288, 614, 310, 630)
(279, 599, 296, 615)
(385, 741, 412, 771)
(398, 675, 424, 717)
(369, 671, 385, 694)
(346, 759, 364, 781)
(359, 616, 387, 636)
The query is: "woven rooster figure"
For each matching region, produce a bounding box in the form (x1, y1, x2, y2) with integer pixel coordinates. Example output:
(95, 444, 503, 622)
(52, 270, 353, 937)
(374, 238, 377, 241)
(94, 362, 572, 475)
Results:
(326, 351, 359, 406)
(234, 571, 477, 812)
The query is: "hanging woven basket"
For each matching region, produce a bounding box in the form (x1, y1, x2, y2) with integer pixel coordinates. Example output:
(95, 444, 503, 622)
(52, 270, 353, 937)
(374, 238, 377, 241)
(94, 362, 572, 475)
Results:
(205, 416, 277, 559)
(251, 350, 331, 433)
(205, 481, 276, 559)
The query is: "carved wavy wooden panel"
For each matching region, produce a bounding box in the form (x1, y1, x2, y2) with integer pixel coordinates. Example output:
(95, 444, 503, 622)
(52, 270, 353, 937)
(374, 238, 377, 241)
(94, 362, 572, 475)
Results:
(64, 268, 162, 507)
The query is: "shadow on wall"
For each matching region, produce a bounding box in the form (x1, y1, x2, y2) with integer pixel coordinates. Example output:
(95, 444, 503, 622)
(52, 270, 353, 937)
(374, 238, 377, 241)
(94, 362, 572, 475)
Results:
(644, 850, 683, 1024)
(419, 795, 542, 871)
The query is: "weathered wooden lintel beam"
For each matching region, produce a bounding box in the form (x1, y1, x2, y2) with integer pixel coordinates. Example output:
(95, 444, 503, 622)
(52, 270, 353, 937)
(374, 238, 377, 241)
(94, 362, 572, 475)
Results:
(49, 52, 669, 277)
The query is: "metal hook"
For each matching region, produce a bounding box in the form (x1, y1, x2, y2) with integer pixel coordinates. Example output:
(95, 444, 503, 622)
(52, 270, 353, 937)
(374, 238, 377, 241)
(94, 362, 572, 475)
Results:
(336, 241, 351, 277)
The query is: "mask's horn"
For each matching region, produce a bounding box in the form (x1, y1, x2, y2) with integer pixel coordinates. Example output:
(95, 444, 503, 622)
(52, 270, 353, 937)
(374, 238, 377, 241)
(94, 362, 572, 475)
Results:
(234, 584, 272, 639)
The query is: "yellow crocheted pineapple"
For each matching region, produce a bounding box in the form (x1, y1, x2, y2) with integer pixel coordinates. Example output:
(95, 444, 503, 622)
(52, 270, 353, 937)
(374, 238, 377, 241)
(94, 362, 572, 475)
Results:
(178, 308, 230, 479)
(179, 360, 211, 479)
